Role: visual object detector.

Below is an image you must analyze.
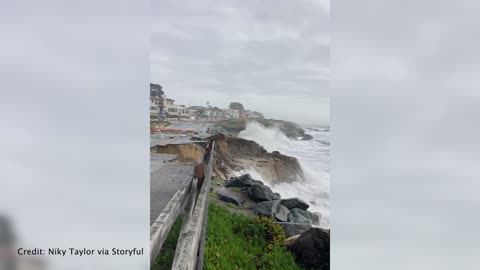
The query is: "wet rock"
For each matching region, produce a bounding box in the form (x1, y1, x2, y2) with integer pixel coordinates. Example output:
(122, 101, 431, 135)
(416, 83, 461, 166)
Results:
(288, 208, 314, 224)
(252, 179, 265, 186)
(252, 200, 277, 216)
(252, 200, 290, 222)
(274, 204, 290, 222)
(286, 234, 300, 247)
(211, 135, 305, 185)
(225, 174, 265, 189)
(280, 198, 309, 210)
(272, 192, 281, 200)
(247, 184, 276, 202)
(225, 174, 255, 188)
(289, 228, 330, 270)
(217, 193, 241, 206)
(276, 222, 312, 238)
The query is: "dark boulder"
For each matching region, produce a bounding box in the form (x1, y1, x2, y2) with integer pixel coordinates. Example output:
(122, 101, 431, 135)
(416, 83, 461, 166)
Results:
(225, 174, 252, 187)
(252, 179, 265, 186)
(252, 200, 277, 216)
(286, 235, 300, 247)
(274, 204, 290, 222)
(289, 228, 330, 270)
(216, 193, 241, 206)
(225, 174, 255, 188)
(288, 208, 314, 224)
(247, 184, 276, 202)
(276, 222, 312, 238)
(280, 198, 309, 210)
(252, 200, 290, 222)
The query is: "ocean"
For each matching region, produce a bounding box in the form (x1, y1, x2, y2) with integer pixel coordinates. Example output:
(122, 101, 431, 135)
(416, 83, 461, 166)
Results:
(238, 122, 330, 229)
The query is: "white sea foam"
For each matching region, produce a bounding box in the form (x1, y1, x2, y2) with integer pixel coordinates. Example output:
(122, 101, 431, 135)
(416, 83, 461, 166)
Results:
(238, 122, 330, 228)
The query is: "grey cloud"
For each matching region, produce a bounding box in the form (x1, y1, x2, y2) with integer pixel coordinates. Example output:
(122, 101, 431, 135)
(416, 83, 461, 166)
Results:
(151, 0, 330, 125)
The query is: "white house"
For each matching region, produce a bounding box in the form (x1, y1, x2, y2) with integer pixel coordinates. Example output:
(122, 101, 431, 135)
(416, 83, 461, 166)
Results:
(164, 98, 191, 119)
(223, 109, 240, 118)
(150, 98, 160, 120)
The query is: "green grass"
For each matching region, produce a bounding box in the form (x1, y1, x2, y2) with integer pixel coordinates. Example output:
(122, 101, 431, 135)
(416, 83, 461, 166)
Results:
(205, 202, 300, 270)
(224, 202, 241, 209)
(151, 216, 183, 270)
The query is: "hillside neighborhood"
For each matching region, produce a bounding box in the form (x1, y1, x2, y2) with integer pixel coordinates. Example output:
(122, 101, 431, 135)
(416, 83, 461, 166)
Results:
(150, 83, 264, 122)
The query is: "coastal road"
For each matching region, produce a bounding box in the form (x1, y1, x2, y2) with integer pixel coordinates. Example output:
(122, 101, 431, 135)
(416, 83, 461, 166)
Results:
(168, 120, 215, 137)
(150, 120, 214, 225)
(150, 162, 193, 225)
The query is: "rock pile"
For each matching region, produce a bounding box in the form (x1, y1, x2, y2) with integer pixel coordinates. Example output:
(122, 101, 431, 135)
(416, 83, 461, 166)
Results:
(221, 174, 329, 270)
(224, 174, 320, 225)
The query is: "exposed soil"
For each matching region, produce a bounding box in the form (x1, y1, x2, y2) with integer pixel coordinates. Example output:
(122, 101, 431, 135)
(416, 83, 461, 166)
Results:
(152, 143, 204, 163)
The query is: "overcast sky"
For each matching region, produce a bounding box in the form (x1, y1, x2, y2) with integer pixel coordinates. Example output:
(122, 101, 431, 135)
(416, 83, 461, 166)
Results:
(150, 0, 330, 125)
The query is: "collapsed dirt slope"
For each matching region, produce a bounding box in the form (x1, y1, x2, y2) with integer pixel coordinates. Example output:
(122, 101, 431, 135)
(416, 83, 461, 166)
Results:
(151, 143, 204, 163)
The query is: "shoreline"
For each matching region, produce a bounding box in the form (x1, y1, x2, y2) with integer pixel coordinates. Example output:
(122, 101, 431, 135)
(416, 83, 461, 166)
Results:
(151, 118, 330, 228)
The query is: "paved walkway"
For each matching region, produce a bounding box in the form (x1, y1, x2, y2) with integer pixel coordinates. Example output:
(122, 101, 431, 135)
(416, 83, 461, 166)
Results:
(149, 120, 214, 225)
(150, 153, 177, 173)
(150, 163, 194, 225)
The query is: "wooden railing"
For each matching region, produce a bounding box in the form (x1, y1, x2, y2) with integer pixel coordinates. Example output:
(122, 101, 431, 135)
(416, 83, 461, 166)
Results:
(150, 141, 214, 269)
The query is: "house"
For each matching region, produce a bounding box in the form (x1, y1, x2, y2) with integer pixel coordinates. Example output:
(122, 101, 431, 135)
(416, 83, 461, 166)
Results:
(164, 98, 179, 117)
(150, 98, 160, 120)
(187, 108, 199, 120)
(164, 98, 191, 119)
(239, 110, 264, 119)
(203, 107, 223, 121)
(223, 109, 240, 119)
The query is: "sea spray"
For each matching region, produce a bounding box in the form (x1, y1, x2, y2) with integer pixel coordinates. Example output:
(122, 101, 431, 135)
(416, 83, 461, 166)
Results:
(238, 122, 330, 228)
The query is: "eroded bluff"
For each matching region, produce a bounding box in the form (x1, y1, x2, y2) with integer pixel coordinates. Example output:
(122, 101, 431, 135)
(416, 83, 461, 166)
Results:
(210, 134, 304, 185)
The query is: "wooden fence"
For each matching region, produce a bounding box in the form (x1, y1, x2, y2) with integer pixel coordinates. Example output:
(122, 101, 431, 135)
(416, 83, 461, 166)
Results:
(150, 141, 214, 269)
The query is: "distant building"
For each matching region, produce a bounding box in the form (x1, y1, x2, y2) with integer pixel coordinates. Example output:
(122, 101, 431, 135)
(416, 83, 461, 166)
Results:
(223, 109, 240, 119)
(187, 108, 199, 120)
(202, 107, 223, 121)
(164, 98, 191, 119)
(150, 97, 162, 120)
(239, 110, 263, 119)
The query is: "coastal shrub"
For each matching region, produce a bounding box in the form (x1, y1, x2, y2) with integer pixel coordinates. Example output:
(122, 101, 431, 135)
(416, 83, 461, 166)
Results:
(253, 216, 287, 245)
(151, 216, 183, 270)
(205, 202, 300, 270)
